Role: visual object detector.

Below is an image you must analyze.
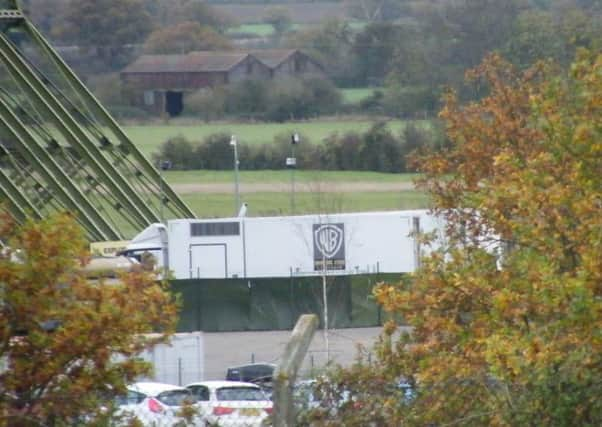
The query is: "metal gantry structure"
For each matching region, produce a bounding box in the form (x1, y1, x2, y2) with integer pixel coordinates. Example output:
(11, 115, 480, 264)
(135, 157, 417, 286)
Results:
(0, 1, 196, 241)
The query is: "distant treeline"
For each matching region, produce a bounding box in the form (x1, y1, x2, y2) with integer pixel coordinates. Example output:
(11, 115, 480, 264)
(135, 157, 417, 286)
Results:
(101, 76, 438, 121)
(152, 121, 444, 173)
(35, 0, 599, 122)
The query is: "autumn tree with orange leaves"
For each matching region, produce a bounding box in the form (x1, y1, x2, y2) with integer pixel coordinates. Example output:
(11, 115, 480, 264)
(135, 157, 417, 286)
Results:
(0, 213, 179, 426)
(307, 51, 601, 427)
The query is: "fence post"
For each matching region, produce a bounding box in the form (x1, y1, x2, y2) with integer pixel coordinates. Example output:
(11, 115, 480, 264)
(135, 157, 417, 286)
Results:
(272, 314, 319, 427)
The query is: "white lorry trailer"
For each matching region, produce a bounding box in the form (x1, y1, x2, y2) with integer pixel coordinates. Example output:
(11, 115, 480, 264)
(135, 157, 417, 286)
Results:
(121, 210, 445, 280)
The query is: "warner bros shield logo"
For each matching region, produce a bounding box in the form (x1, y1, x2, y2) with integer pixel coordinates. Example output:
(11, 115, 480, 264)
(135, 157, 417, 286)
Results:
(313, 223, 346, 270)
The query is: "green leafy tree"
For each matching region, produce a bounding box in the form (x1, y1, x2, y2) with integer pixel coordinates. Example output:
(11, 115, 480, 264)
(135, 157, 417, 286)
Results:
(312, 52, 602, 426)
(285, 19, 356, 85)
(504, 6, 601, 69)
(54, 0, 153, 67)
(148, 0, 232, 32)
(352, 22, 403, 85)
(180, 0, 233, 33)
(344, 0, 408, 22)
(433, 0, 523, 67)
(555, 5, 602, 56)
(503, 9, 567, 68)
(143, 21, 231, 54)
(357, 121, 403, 172)
(263, 7, 292, 36)
(0, 213, 179, 426)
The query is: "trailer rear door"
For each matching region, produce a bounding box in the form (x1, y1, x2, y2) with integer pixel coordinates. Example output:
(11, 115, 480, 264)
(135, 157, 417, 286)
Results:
(189, 244, 227, 278)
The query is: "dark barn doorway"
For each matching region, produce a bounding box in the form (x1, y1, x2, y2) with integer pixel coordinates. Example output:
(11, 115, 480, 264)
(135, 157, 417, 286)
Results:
(165, 91, 183, 117)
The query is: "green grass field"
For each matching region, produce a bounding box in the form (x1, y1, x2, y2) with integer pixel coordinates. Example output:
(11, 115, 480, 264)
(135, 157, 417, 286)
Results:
(228, 23, 274, 37)
(164, 170, 419, 185)
(341, 88, 381, 104)
(123, 119, 429, 157)
(181, 191, 430, 218)
(124, 121, 431, 219)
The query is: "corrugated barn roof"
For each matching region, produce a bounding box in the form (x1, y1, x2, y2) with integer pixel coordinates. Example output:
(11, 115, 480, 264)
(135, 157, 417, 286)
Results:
(122, 52, 250, 74)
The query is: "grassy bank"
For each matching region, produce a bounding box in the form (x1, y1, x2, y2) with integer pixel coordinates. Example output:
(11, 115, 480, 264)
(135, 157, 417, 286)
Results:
(163, 170, 420, 185)
(181, 190, 430, 218)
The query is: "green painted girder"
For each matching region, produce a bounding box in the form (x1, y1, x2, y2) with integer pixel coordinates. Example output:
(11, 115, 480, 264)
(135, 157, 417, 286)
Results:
(23, 21, 196, 219)
(2, 103, 146, 236)
(0, 164, 41, 223)
(0, 150, 106, 235)
(0, 147, 57, 213)
(0, 95, 118, 240)
(0, 33, 159, 230)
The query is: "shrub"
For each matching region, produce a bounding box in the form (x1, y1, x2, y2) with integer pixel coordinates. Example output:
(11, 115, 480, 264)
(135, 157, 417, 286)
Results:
(265, 78, 342, 122)
(194, 133, 233, 169)
(184, 87, 227, 121)
(383, 85, 439, 118)
(183, 78, 342, 122)
(359, 122, 404, 172)
(151, 123, 439, 173)
(399, 122, 430, 172)
(359, 89, 385, 114)
(322, 132, 364, 170)
(304, 77, 343, 115)
(224, 79, 270, 116)
(152, 136, 197, 170)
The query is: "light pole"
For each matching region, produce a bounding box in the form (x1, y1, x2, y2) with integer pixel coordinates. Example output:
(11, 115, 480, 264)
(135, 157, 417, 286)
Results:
(230, 135, 241, 215)
(286, 133, 299, 215)
(159, 160, 172, 223)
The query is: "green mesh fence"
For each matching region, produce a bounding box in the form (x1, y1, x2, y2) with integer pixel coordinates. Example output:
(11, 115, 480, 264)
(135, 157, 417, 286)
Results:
(172, 274, 402, 332)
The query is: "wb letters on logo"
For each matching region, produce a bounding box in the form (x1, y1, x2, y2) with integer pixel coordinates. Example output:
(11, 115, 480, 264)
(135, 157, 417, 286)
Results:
(313, 223, 345, 271)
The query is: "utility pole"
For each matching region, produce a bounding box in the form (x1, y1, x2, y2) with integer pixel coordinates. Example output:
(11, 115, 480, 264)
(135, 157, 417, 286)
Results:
(230, 135, 240, 215)
(322, 245, 330, 362)
(286, 133, 299, 215)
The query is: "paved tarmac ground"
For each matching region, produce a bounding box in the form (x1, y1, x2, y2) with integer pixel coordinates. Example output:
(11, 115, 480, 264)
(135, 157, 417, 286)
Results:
(202, 326, 386, 380)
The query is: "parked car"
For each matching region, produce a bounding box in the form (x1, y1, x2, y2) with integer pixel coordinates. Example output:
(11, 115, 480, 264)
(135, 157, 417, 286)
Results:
(186, 380, 272, 427)
(226, 363, 275, 398)
(114, 381, 199, 426)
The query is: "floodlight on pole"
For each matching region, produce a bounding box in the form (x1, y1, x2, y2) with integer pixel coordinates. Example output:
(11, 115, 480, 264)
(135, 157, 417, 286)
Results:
(230, 135, 241, 215)
(287, 133, 299, 215)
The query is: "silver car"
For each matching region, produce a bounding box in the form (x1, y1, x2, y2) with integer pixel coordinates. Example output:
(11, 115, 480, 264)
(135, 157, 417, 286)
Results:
(114, 381, 199, 426)
(186, 380, 272, 427)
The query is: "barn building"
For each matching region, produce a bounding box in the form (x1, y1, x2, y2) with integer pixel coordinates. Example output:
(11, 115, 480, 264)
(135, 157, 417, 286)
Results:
(250, 49, 326, 79)
(120, 52, 269, 115)
(120, 49, 325, 116)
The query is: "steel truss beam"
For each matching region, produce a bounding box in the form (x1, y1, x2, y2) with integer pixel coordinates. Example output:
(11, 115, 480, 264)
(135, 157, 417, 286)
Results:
(0, 95, 117, 240)
(24, 21, 195, 218)
(0, 2, 196, 240)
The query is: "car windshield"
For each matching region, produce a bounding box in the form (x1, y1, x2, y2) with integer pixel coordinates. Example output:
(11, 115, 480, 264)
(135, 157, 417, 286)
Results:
(156, 390, 193, 406)
(115, 390, 146, 406)
(216, 386, 266, 401)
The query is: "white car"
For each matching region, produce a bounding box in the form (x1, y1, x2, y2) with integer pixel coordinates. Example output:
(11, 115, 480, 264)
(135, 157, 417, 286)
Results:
(186, 380, 272, 427)
(114, 381, 199, 426)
